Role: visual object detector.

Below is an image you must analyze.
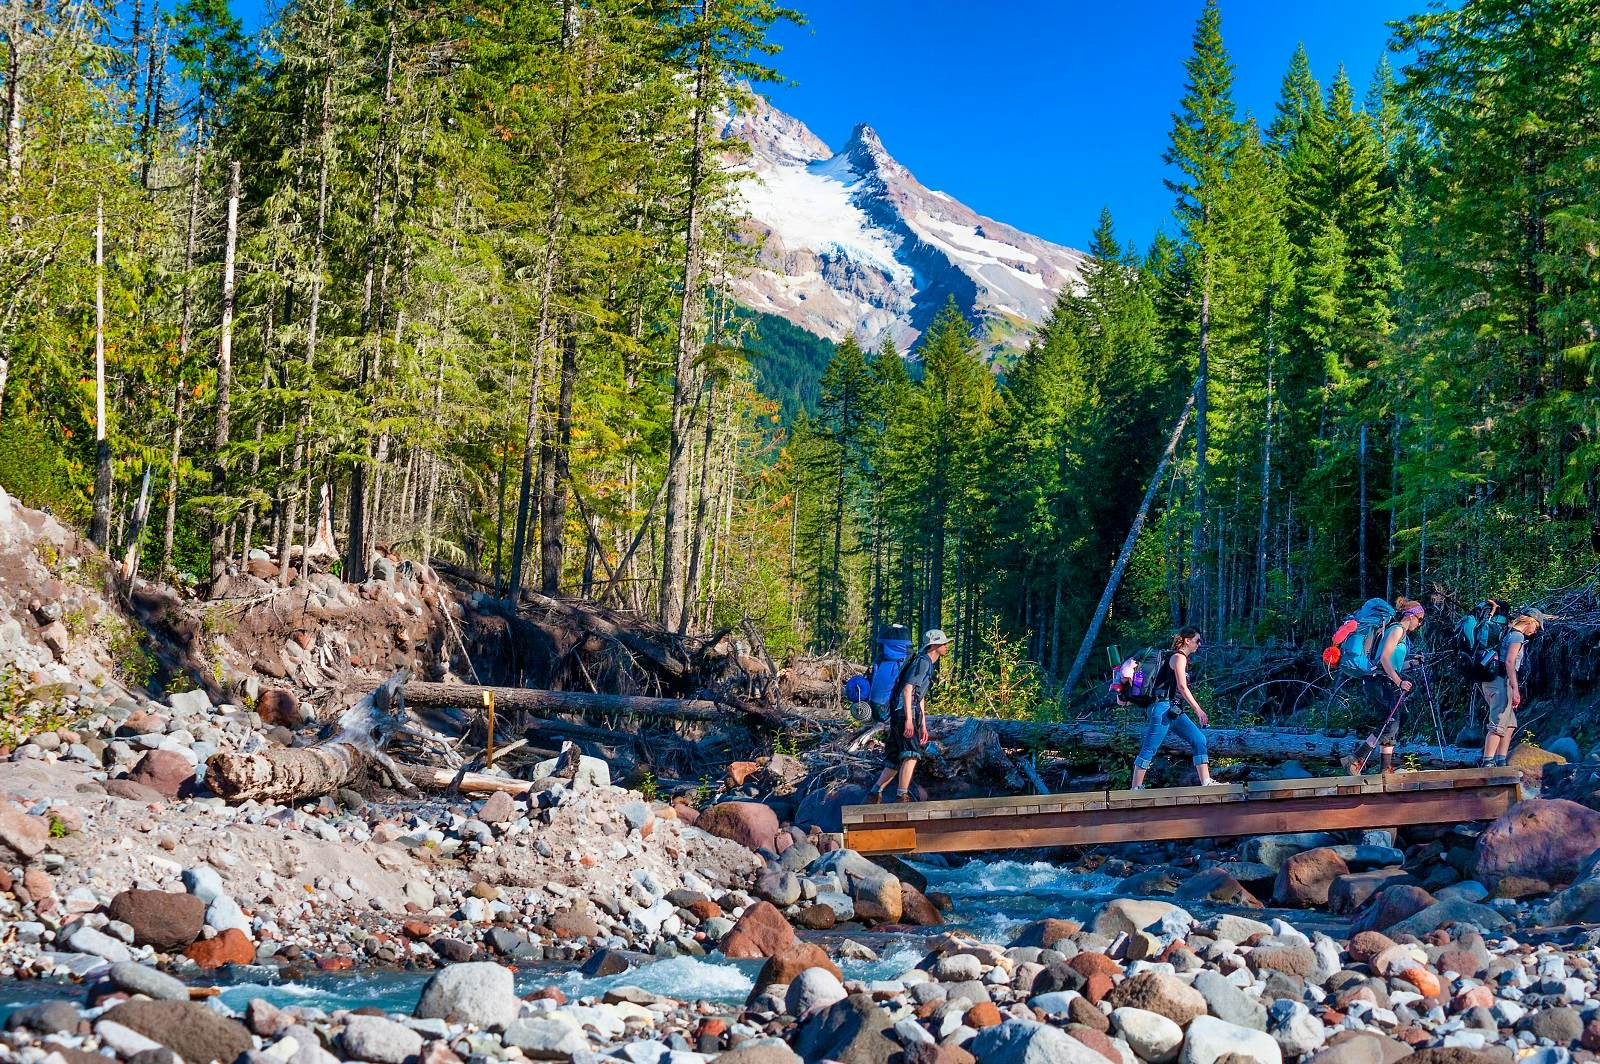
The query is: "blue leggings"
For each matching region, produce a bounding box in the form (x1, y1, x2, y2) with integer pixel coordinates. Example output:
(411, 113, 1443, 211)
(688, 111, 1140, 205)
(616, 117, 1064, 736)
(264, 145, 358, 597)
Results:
(1134, 700, 1209, 770)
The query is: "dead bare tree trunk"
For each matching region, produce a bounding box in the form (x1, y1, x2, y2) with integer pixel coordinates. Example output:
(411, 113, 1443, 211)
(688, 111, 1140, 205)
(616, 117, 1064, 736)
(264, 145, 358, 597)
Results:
(90, 197, 112, 549)
(1061, 388, 1196, 700)
(207, 161, 240, 589)
(208, 670, 418, 803)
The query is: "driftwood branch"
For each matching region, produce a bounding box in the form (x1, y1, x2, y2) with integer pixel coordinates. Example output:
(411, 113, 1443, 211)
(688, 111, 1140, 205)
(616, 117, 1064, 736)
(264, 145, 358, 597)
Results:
(208, 670, 417, 802)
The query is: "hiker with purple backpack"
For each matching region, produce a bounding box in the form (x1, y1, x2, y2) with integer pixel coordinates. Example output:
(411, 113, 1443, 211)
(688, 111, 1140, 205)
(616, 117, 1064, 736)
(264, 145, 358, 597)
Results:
(1345, 597, 1426, 775)
(1122, 626, 1219, 790)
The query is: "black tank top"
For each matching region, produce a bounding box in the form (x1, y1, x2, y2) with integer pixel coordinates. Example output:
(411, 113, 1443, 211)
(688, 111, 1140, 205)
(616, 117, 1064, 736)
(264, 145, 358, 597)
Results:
(1154, 651, 1184, 701)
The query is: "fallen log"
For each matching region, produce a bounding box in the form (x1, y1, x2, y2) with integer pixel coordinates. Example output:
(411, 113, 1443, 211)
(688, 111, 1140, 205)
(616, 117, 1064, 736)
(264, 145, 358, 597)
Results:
(208, 670, 419, 802)
(405, 681, 768, 723)
(410, 767, 532, 795)
(927, 717, 1483, 769)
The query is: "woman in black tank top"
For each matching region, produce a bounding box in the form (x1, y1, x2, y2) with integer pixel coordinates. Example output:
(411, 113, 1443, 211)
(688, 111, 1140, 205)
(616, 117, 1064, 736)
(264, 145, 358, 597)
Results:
(1129, 626, 1218, 790)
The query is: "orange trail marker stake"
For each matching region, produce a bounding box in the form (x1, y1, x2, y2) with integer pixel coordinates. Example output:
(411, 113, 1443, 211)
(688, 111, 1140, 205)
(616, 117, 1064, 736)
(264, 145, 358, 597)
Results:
(484, 690, 496, 769)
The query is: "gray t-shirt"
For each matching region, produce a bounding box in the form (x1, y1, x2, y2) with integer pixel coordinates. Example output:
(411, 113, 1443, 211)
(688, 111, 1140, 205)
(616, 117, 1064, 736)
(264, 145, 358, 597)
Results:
(1500, 629, 1527, 678)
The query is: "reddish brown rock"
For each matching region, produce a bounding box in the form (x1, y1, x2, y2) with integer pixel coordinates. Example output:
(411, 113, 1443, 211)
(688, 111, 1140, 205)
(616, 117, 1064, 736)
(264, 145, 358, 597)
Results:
(687, 899, 723, 921)
(125, 751, 196, 800)
(402, 920, 434, 940)
(1069, 995, 1110, 1033)
(751, 940, 842, 991)
(1084, 973, 1115, 1004)
(1351, 885, 1438, 934)
(900, 885, 943, 926)
(1273, 847, 1351, 907)
(793, 904, 836, 930)
(1070, 952, 1124, 981)
(1348, 930, 1398, 964)
(1474, 799, 1600, 897)
(107, 890, 205, 952)
(105, 779, 166, 803)
(719, 900, 796, 959)
(19, 867, 53, 902)
(547, 905, 602, 940)
(1009, 918, 1082, 949)
(726, 761, 763, 787)
(185, 929, 256, 969)
(317, 955, 354, 971)
(1437, 949, 1483, 978)
(256, 689, 302, 728)
(1069, 1025, 1123, 1064)
(964, 1001, 1002, 1029)
(0, 801, 49, 861)
(696, 802, 780, 853)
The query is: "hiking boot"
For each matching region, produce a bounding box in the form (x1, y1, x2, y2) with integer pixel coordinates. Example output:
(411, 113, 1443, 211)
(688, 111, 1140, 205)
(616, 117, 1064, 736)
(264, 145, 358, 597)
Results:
(867, 788, 884, 804)
(895, 791, 914, 803)
(1199, 778, 1225, 787)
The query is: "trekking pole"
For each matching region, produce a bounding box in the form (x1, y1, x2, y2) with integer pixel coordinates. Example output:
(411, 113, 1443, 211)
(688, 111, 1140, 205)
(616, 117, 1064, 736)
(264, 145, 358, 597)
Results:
(1351, 687, 1408, 775)
(1417, 656, 1446, 759)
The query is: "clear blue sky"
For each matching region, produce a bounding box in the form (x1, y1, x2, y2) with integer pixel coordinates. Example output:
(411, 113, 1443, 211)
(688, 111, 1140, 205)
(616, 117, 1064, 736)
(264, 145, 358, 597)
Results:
(230, 0, 1418, 253)
(760, 0, 1418, 252)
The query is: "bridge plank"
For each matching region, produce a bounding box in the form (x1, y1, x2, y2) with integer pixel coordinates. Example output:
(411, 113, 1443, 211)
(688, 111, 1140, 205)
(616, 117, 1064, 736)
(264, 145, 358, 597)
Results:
(844, 783, 1519, 855)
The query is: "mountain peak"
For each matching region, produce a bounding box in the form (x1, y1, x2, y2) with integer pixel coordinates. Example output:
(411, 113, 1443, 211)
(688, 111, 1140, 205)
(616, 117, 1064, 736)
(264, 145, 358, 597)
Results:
(725, 98, 1088, 357)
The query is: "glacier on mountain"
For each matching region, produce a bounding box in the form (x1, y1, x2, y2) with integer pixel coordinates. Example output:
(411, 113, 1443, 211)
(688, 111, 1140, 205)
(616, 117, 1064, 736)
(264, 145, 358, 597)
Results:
(722, 93, 1088, 357)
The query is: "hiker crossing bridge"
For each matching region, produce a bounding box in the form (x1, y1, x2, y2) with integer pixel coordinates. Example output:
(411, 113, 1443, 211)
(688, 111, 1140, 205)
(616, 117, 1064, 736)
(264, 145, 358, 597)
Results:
(841, 767, 1524, 855)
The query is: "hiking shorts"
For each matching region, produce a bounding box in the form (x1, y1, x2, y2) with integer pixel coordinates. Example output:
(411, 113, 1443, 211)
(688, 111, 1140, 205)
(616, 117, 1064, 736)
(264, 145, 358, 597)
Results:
(1359, 676, 1404, 746)
(1482, 679, 1515, 736)
(883, 720, 926, 767)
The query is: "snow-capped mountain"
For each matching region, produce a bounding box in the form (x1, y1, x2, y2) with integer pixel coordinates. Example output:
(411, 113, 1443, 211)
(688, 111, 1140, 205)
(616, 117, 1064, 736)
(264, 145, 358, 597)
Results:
(722, 94, 1089, 357)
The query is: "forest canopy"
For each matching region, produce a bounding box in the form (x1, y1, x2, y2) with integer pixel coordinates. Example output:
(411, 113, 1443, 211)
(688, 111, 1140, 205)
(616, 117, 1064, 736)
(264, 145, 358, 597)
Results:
(1, 0, 1596, 689)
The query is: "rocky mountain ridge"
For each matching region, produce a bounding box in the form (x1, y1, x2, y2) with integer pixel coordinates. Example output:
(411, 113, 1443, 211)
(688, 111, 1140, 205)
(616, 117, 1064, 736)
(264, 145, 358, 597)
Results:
(723, 93, 1089, 358)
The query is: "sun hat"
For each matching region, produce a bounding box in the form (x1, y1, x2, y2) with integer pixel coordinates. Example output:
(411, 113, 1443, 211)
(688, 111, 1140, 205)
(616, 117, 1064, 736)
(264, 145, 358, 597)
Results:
(922, 629, 952, 649)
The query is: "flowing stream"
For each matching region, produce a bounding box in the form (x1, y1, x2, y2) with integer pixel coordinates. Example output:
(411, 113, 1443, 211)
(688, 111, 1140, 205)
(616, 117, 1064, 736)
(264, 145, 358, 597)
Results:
(0, 858, 1337, 1021)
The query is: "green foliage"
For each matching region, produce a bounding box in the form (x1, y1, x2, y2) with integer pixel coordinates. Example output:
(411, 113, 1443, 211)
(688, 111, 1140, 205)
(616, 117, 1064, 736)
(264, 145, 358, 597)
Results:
(0, 416, 91, 524)
(737, 309, 837, 426)
(639, 769, 659, 802)
(0, 666, 77, 749)
(938, 618, 1053, 722)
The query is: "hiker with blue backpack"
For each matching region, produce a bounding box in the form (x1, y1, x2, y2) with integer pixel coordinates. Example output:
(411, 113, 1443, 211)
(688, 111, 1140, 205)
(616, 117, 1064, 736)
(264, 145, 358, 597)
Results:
(866, 624, 913, 724)
(1474, 611, 1545, 767)
(868, 628, 951, 803)
(1121, 626, 1219, 790)
(1336, 596, 1425, 774)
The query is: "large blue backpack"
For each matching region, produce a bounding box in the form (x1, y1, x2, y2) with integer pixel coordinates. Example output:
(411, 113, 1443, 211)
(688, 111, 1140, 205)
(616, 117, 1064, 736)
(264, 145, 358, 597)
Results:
(1334, 598, 1397, 675)
(867, 626, 912, 709)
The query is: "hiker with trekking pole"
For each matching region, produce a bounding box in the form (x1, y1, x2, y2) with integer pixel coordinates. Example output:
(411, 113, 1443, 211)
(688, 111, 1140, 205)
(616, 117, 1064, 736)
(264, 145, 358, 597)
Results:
(1120, 626, 1220, 790)
(1343, 597, 1426, 775)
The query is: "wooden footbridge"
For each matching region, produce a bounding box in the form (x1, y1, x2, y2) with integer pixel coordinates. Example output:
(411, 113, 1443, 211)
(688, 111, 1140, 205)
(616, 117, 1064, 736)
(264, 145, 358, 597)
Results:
(842, 767, 1525, 855)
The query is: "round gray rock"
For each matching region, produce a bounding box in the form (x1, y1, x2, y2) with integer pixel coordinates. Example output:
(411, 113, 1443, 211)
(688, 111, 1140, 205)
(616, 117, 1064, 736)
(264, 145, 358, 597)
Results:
(413, 962, 519, 1028)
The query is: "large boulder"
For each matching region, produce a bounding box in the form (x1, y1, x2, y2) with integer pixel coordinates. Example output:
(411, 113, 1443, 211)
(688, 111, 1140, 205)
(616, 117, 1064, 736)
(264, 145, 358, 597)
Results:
(1192, 969, 1266, 1030)
(1272, 848, 1350, 908)
(719, 900, 796, 959)
(751, 941, 841, 995)
(1473, 799, 1600, 897)
(791, 994, 897, 1064)
(1180, 1015, 1283, 1064)
(815, 850, 903, 924)
(413, 962, 519, 1028)
(1349, 885, 1436, 934)
(698, 801, 781, 853)
(341, 1015, 424, 1064)
(795, 782, 870, 834)
(1113, 1007, 1184, 1064)
(1010, 919, 1082, 950)
(1242, 833, 1337, 872)
(125, 750, 196, 800)
(970, 1019, 1108, 1064)
(1384, 899, 1508, 938)
(1328, 869, 1416, 915)
(99, 1001, 251, 1064)
(1092, 899, 1190, 939)
(785, 966, 849, 1018)
(1176, 868, 1262, 909)
(0, 802, 49, 863)
(1105, 972, 1207, 1027)
(107, 890, 205, 953)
